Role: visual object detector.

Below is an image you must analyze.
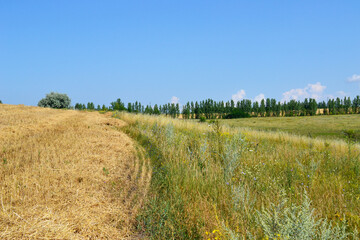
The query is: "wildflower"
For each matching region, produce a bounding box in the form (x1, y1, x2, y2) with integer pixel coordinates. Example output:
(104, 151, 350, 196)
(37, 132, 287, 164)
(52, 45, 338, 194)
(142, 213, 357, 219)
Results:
(254, 177, 257, 181)
(307, 175, 310, 178)
(226, 182, 229, 185)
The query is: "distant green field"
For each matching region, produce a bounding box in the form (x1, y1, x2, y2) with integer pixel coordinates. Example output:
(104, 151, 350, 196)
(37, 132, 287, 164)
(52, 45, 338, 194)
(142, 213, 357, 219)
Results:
(220, 114, 360, 140)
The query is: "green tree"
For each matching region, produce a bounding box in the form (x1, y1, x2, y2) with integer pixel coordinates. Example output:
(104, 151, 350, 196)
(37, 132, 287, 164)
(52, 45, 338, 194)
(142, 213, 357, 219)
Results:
(153, 104, 160, 115)
(127, 103, 132, 112)
(344, 97, 351, 114)
(176, 103, 180, 118)
(265, 98, 271, 116)
(110, 98, 126, 111)
(275, 102, 281, 117)
(270, 98, 277, 116)
(75, 103, 85, 110)
(309, 98, 317, 116)
(335, 97, 341, 114)
(327, 99, 335, 115)
(38, 92, 71, 109)
(190, 101, 195, 119)
(87, 102, 95, 110)
(352, 96, 360, 114)
(144, 105, 153, 114)
(252, 101, 259, 117)
(260, 99, 266, 117)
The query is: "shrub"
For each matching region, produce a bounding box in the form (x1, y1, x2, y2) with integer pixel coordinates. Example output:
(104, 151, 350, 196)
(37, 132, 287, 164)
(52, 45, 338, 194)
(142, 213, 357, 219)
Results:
(199, 116, 206, 122)
(0, 100, 2, 104)
(38, 92, 71, 109)
(255, 192, 358, 240)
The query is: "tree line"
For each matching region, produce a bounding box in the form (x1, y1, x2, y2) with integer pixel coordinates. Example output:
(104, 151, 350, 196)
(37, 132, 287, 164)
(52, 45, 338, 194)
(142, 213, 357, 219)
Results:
(74, 95, 360, 119)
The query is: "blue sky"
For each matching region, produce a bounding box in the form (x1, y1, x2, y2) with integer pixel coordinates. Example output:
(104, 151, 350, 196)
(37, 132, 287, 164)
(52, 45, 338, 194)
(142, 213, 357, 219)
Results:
(1, 1, 359, 107)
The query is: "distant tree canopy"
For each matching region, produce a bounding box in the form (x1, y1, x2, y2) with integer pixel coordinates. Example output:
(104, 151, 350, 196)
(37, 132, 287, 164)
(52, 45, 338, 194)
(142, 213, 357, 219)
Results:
(73, 95, 360, 119)
(110, 98, 126, 111)
(0, 100, 2, 104)
(38, 92, 71, 109)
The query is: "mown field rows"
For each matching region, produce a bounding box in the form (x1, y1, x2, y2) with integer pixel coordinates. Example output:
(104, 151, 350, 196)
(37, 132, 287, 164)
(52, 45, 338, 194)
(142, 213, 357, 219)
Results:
(0, 105, 150, 239)
(115, 112, 360, 239)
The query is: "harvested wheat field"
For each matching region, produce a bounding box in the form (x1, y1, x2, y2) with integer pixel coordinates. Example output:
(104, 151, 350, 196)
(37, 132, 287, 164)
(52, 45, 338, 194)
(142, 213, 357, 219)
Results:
(0, 104, 151, 239)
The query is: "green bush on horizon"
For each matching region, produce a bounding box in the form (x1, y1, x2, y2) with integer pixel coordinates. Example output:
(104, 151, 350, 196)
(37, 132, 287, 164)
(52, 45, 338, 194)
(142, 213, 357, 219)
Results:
(38, 92, 71, 109)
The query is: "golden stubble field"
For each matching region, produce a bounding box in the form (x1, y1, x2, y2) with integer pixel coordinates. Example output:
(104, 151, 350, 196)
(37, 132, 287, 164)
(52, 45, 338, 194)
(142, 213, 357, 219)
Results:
(0, 104, 151, 239)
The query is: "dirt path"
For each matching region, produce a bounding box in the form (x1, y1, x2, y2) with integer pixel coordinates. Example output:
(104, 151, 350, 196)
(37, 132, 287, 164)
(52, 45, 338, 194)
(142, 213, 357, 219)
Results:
(0, 105, 151, 239)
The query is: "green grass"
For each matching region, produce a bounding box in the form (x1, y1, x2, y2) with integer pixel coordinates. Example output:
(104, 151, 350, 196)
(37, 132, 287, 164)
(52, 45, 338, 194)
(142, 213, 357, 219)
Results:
(220, 114, 360, 140)
(115, 112, 360, 239)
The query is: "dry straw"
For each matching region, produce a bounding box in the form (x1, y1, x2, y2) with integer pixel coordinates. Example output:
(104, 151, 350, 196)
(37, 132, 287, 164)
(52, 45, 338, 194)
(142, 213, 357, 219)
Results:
(0, 105, 150, 239)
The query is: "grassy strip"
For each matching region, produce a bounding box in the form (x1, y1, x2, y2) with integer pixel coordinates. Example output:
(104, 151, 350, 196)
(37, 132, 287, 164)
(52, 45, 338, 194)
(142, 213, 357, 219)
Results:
(220, 114, 360, 141)
(116, 112, 360, 239)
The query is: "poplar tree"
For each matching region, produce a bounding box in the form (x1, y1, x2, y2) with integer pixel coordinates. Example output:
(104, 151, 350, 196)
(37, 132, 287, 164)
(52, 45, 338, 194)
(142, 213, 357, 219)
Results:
(252, 101, 259, 117)
(127, 103, 132, 112)
(353, 96, 360, 114)
(153, 104, 160, 115)
(190, 101, 195, 119)
(344, 97, 351, 114)
(260, 99, 266, 117)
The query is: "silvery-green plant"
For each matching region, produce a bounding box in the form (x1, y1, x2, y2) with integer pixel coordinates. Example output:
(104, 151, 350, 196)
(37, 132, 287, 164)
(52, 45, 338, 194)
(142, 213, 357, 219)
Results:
(256, 192, 357, 240)
(221, 221, 242, 240)
(197, 140, 208, 171)
(38, 92, 71, 109)
(165, 124, 175, 145)
(221, 133, 246, 183)
(231, 184, 256, 217)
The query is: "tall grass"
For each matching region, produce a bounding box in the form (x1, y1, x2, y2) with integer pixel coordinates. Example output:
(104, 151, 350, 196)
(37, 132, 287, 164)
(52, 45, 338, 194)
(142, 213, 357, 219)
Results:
(115, 112, 360, 239)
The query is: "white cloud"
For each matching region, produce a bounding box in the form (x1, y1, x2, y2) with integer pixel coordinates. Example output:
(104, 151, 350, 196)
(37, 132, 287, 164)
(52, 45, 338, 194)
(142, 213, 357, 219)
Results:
(254, 93, 265, 103)
(308, 82, 326, 93)
(281, 82, 326, 102)
(282, 88, 308, 102)
(232, 89, 246, 102)
(326, 91, 347, 100)
(336, 91, 347, 98)
(348, 74, 360, 82)
(170, 96, 180, 104)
